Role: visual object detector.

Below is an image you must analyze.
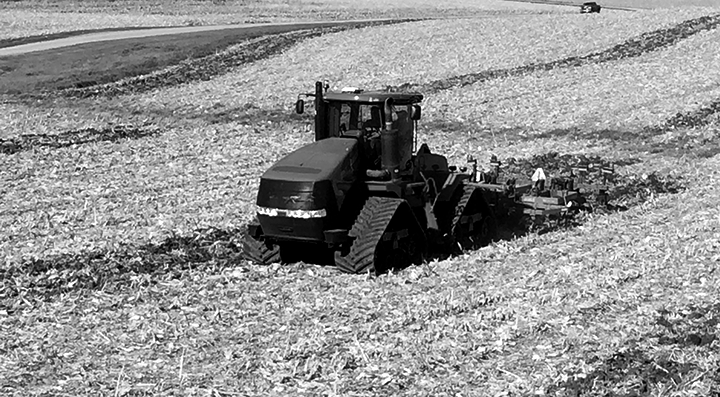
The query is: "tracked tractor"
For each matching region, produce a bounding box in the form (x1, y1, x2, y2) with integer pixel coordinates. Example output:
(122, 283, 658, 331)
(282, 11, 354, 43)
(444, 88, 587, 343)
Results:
(242, 81, 497, 274)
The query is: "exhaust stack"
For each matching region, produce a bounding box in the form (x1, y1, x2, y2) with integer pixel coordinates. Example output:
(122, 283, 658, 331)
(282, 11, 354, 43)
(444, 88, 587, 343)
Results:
(380, 98, 402, 180)
(314, 81, 327, 141)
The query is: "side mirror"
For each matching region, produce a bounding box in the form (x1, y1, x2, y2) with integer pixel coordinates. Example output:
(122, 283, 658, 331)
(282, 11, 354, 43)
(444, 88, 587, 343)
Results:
(295, 99, 305, 114)
(411, 105, 421, 120)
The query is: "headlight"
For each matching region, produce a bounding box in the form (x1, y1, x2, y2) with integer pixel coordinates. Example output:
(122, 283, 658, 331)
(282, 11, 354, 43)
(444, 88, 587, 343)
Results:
(257, 206, 327, 219)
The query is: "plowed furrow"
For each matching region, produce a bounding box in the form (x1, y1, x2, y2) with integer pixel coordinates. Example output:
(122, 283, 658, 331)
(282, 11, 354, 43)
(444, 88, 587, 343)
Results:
(0, 124, 159, 155)
(0, 227, 247, 310)
(392, 13, 720, 93)
(660, 98, 720, 130)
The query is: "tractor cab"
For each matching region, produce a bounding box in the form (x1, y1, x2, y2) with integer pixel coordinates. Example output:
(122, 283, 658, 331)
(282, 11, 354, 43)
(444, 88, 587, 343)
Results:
(296, 83, 423, 180)
(321, 88, 422, 138)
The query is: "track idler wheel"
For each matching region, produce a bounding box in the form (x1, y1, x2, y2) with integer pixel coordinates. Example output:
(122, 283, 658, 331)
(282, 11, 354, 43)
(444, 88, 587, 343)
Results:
(451, 185, 497, 253)
(241, 234, 280, 265)
(335, 197, 426, 274)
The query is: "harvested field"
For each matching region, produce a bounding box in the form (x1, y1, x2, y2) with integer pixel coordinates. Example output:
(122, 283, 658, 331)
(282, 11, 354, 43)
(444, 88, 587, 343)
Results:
(0, 0, 568, 40)
(1, 3, 720, 397)
(4, 8, 717, 137)
(427, 18, 720, 134)
(59, 23, 399, 99)
(0, 22, 402, 98)
(123, 8, 720, 113)
(2, 158, 718, 395)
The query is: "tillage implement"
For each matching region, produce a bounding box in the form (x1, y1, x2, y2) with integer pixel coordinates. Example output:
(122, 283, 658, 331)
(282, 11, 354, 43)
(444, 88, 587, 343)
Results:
(242, 82, 614, 274)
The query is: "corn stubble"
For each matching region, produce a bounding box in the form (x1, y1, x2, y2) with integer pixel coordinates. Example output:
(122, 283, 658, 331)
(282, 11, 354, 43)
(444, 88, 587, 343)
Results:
(1, 5, 720, 397)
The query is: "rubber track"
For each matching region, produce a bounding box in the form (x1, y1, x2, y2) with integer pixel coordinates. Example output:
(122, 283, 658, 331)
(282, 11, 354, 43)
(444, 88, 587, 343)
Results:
(335, 197, 404, 274)
(240, 234, 280, 265)
(451, 185, 495, 251)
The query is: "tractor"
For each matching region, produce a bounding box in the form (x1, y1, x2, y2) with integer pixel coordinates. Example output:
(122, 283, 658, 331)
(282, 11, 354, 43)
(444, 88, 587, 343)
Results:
(242, 81, 497, 274)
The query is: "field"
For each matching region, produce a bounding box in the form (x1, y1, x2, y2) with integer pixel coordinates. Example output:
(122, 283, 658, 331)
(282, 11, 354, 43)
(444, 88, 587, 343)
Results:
(2, 0, 720, 396)
(0, 0, 571, 40)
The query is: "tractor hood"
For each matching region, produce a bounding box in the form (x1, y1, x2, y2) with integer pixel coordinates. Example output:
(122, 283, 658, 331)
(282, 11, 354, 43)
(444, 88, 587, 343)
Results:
(261, 137, 358, 183)
(256, 137, 360, 211)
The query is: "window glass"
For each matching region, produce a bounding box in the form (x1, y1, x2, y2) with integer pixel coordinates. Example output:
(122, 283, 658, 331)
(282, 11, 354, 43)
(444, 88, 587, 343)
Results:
(339, 103, 352, 132)
(331, 102, 414, 135)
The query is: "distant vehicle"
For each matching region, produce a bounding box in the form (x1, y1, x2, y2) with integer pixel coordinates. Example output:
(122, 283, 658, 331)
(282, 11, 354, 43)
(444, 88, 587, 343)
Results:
(581, 2, 602, 13)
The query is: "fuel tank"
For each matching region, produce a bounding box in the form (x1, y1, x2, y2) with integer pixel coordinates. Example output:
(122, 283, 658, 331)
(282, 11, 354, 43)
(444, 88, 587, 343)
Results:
(256, 137, 361, 242)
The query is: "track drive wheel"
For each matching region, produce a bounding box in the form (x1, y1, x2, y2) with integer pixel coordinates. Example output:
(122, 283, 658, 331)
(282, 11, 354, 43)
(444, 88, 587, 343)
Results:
(335, 197, 426, 275)
(451, 185, 497, 253)
(241, 233, 280, 266)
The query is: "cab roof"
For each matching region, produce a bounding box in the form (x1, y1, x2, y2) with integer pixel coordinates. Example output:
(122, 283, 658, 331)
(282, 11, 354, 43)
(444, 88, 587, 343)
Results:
(323, 90, 423, 105)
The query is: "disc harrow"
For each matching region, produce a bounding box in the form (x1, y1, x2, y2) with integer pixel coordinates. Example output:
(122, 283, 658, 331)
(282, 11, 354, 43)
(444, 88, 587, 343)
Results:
(471, 154, 617, 228)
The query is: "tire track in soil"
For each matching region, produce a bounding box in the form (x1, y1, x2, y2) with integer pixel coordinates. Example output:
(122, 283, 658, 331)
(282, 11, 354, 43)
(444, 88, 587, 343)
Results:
(0, 152, 686, 312)
(0, 124, 160, 155)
